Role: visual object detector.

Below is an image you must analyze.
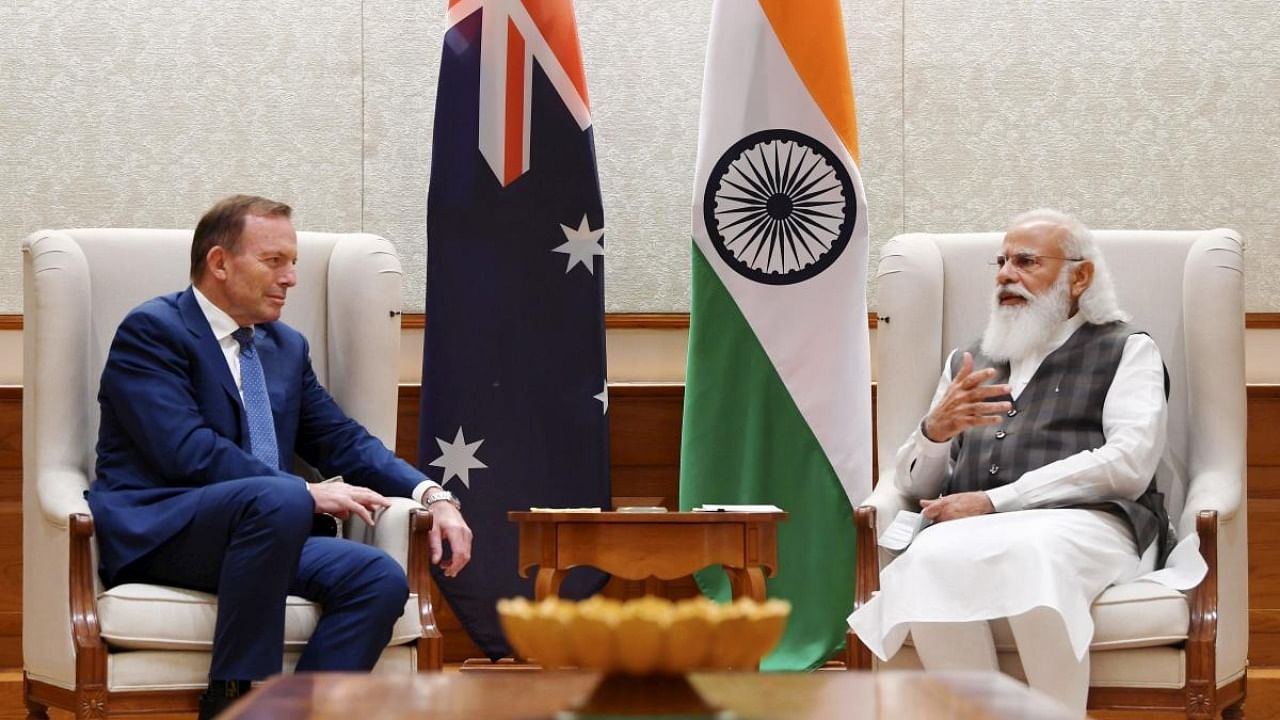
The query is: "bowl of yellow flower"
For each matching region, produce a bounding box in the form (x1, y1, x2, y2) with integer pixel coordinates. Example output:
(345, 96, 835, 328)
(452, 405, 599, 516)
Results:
(497, 595, 789, 674)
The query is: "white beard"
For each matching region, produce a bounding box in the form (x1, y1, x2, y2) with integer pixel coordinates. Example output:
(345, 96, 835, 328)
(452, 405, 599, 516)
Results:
(980, 273, 1073, 363)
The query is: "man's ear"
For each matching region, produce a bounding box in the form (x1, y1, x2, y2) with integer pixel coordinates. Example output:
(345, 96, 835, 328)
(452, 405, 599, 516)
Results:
(1070, 260, 1095, 300)
(205, 246, 229, 281)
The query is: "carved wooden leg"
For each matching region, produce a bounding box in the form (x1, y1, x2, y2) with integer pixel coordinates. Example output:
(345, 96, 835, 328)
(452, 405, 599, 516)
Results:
(74, 688, 108, 720)
(23, 697, 48, 720)
(1184, 681, 1215, 720)
(741, 567, 767, 602)
(1222, 696, 1245, 720)
(534, 568, 563, 600)
(22, 675, 49, 720)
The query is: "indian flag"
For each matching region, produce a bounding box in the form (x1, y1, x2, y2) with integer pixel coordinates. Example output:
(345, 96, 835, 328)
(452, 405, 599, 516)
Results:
(680, 0, 872, 671)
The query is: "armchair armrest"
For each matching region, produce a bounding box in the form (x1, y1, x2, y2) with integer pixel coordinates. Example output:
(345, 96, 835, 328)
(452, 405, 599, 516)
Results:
(1185, 510, 1220, 706)
(68, 514, 107, 695)
(407, 509, 444, 671)
(846, 505, 880, 671)
(843, 477, 914, 671)
(343, 498, 442, 670)
(859, 474, 915, 538)
(1180, 469, 1244, 531)
(38, 467, 93, 530)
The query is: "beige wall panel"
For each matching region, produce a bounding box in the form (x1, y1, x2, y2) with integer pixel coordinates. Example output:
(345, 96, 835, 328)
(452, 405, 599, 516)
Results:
(578, 0, 710, 313)
(847, 0, 906, 298)
(901, 0, 1280, 309)
(361, 0, 440, 311)
(0, 1, 364, 313)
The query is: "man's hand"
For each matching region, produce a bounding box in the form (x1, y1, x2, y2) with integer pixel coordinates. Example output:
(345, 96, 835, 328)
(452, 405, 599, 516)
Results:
(426, 502, 473, 578)
(307, 483, 392, 527)
(920, 491, 995, 523)
(922, 352, 1013, 442)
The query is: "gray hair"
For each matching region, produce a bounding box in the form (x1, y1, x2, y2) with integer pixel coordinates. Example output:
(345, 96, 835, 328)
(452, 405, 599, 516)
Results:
(1007, 208, 1130, 324)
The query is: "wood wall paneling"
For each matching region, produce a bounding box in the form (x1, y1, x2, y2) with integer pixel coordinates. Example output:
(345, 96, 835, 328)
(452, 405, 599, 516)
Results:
(1249, 387, 1280, 664)
(0, 388, 22, 668)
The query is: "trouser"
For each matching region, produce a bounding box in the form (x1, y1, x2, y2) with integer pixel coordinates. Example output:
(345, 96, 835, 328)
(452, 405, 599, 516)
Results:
(116, 476, 410, 680)
(911, 607, 1089, 716)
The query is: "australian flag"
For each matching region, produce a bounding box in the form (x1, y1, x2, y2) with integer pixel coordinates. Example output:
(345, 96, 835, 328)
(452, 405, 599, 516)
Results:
(419, 0, 611, 659)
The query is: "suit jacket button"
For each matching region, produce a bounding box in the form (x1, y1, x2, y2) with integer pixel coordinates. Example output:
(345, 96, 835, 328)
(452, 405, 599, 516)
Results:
(1007, 408, 1018, 417)
(995, 430, 1007, 439)
(989, 464, 1000, 475)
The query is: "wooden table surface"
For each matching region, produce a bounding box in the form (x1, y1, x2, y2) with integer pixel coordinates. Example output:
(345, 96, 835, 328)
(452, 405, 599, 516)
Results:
(222, 670, 1078, 720)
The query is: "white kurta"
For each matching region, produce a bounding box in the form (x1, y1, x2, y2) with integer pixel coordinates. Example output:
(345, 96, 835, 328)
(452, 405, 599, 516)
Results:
(848, 316, 1170, 661)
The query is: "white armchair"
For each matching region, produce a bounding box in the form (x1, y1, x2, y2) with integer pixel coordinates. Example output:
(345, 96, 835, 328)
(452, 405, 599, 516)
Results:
(847, 229, 1247, 719)
(22, 228, 443, 720)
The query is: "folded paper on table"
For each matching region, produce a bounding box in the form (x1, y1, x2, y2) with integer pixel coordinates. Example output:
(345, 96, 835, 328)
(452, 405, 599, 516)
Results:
(695, 504, 784, 513)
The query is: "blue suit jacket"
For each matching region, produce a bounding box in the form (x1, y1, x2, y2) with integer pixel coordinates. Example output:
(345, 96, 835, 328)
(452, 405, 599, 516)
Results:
(88, 288, 424, 584)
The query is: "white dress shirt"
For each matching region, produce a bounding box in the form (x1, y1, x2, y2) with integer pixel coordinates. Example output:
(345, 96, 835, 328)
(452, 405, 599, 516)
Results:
(892, 313, 1168, 512)
(191, 287, 439, 504)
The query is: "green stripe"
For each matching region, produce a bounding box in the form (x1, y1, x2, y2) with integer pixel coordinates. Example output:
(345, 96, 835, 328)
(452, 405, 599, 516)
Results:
(679, 242, 856, 671)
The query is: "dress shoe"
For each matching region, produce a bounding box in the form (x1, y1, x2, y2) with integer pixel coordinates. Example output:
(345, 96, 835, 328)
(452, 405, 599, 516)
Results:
(198, 679, 251, 720)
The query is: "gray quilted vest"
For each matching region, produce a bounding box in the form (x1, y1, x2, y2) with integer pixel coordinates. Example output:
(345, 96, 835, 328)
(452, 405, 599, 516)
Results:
(946, 321, 1171, 562)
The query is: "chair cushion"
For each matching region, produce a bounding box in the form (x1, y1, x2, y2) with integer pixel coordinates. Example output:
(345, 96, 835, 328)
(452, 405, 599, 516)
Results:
(902, 580, 1189, 652)
(98, 583, 422, 651)
(1085, 581, 1190, 650)
(107, 646, 417, 692)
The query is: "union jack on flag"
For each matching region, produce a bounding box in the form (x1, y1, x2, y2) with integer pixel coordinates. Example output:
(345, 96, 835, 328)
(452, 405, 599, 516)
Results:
(421, 0, 610, 659)
(448, 0, 593, 186)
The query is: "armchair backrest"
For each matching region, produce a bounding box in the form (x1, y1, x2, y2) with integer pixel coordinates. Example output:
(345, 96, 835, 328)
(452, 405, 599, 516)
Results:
(21, 228, 406, 686)
(873, 229, 1246, 536)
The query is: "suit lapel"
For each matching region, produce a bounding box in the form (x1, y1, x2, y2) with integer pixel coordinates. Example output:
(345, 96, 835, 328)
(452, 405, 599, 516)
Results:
(177, 287, 246, 420)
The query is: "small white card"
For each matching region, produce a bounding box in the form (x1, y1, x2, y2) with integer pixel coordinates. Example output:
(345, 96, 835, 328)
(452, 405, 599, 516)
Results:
(695, 504, 784, 513)
(878, 510, 927, 552)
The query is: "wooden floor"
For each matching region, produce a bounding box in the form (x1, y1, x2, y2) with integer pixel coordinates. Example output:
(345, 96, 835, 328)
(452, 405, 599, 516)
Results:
(0, 669, 1275, 719)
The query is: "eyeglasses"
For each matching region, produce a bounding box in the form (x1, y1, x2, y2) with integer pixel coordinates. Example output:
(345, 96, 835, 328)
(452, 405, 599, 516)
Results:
(990, 253, 1084, 273)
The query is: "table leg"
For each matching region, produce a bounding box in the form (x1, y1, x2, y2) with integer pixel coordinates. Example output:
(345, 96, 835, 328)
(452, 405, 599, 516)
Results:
(740, 567, 767, 602)
(725, 567, 768, 602)
(534, 568, 564, 601)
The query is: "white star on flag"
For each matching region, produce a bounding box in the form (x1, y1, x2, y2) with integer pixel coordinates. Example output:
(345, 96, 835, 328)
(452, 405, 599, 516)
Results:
(429, 427, 488, 489)
(594, 382, 609, 414)
(553, 214, 605, 273)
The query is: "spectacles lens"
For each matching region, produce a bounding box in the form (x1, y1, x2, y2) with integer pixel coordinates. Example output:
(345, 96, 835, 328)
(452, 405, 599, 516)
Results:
(1014, 255, 1039, 271)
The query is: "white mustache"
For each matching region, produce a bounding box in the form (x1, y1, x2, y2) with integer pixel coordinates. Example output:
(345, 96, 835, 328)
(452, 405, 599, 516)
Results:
(997, 284, 1035, 302)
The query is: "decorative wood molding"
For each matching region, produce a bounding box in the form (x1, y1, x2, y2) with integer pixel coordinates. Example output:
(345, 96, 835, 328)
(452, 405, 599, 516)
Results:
(1249, 313, 1280, 329)
(605, 314, 691, 329)
(6, 312, 1280, 331)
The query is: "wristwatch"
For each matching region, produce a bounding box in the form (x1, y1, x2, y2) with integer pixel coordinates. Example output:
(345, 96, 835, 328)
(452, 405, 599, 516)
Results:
(424, 489, 462, 511)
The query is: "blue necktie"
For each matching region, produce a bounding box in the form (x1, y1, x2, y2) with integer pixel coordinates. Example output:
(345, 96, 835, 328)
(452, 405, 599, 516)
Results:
(232, 327, 279, 469)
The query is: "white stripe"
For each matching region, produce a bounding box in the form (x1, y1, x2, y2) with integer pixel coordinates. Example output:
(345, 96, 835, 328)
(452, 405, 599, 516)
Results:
(692, 0, 872, 503)
(475, 0, 509, 183)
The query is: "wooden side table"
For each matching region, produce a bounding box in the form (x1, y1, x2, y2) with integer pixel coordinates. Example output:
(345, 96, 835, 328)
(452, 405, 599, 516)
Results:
(508, 511, 787, 601)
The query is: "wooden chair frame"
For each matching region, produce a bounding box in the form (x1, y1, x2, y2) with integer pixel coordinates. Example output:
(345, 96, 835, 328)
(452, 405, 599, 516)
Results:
(23, 509, 443, 720)
(845, 506, 1245, 719)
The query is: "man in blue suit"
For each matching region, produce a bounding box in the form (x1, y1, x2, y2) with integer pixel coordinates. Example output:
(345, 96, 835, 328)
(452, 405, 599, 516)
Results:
(88, 195, 474, 719)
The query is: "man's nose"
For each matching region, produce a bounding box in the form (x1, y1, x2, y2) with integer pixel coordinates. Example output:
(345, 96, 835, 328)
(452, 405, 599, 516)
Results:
(995, 260, 1018, 284)
(280, 267, 297, 287)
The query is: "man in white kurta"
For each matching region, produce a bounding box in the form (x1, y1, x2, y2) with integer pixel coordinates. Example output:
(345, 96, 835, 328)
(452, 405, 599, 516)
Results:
(848, 209, 1169, 715)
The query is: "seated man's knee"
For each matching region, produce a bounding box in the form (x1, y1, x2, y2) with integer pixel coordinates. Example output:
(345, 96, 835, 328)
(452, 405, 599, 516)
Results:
(366, 553, 410, 615)
(235, 476, 314, 535)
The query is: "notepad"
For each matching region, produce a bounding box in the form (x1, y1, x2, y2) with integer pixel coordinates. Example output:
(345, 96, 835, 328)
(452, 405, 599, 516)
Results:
(694, 504, 784, 513)
(528, 507, 602, 513)
(878, 510, 929, 552)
